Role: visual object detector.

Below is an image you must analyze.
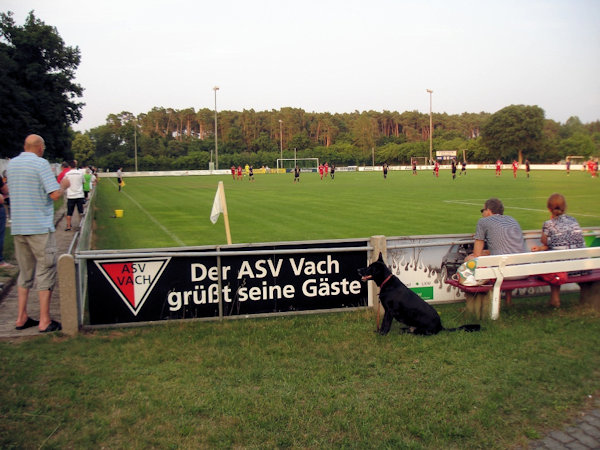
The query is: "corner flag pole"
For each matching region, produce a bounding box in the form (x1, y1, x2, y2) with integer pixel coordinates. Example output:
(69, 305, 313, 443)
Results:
(219, 182, 232, 245)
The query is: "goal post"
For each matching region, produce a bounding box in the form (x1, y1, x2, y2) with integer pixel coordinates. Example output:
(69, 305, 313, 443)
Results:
(277, 158, 320, 171)
(410, 156, 428, 166)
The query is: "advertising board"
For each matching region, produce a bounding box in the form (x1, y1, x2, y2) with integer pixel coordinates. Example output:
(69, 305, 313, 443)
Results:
(87, 243, 369, 325)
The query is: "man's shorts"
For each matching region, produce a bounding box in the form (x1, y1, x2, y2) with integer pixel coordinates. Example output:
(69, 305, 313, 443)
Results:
(67, 197, 85, 216)
(14, 232, 57, 291)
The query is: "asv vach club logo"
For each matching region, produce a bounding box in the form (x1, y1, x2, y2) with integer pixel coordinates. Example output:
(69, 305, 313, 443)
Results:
(95, 258, 171, 316)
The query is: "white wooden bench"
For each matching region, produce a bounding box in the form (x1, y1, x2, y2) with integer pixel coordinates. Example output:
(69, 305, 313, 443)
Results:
(446, 247, 600, 319)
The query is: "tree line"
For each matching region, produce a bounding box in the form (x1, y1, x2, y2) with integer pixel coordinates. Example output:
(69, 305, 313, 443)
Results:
(72, 106, 599, 171)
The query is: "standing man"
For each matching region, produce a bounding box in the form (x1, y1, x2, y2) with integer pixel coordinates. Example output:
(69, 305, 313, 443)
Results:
(82, 166, 92, 201)
(116, 167, 123, 191)
(495, 159, 503, 177)
(525, 159, 531, 178)
(8, 134, 69, 332)
(64, 160, 85, 231)
(512, 160, 519, 178)
(382, 162, 388, 179)
(0, 177, 12, 267)
(466, 198, 527, 306)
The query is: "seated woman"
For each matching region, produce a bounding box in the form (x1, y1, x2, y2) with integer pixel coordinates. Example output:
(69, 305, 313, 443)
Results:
(531, 193, 584, 307)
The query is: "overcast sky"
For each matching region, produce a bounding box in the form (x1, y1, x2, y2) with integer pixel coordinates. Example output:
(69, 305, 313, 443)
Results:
(3, 0, 599, 131)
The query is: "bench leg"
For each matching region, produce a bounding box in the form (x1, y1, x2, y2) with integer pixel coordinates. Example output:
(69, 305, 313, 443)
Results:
(579, 281, 600, 310)
(465, 291, 493, 320)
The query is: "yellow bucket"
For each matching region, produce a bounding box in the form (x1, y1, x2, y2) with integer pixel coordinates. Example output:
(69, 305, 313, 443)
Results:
(115, 209, 124, 218)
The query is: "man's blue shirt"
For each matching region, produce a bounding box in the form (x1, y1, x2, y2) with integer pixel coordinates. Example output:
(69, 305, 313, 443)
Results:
(7, 152, 59, 235)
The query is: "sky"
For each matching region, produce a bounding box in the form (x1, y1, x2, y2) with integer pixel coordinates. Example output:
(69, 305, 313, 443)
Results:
(3, 0, 599, 131)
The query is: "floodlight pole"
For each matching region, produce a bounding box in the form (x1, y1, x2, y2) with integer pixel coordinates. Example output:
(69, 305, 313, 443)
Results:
(426, 89, 433, 164)
(279, 119, 283, 160)
(133, 118, 138, 172)
(213, 86, 220, 170)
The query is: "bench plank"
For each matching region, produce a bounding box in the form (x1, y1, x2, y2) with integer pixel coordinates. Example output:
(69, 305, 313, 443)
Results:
(446, 269, 600, 319)
(474, 247, 600, 268)
(446, 269, 600, 293)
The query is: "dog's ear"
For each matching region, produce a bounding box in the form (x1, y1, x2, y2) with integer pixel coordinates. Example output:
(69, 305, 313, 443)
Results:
(377, 252, 384, 262)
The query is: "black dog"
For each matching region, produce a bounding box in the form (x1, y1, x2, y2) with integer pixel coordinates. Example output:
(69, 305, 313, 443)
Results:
(358, 253, 480, 335)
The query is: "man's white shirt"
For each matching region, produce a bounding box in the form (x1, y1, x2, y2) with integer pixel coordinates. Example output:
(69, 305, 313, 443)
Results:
(65, 168, 85, 199)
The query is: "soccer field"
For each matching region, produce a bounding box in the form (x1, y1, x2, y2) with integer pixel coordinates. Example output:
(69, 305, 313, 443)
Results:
(92, 169, 600, 249)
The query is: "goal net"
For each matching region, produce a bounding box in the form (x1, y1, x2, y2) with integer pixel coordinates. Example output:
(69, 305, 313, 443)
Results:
(277, 158, 319, 171)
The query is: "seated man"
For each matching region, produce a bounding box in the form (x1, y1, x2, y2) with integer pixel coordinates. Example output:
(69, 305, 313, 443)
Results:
(466, 197, 527, 306)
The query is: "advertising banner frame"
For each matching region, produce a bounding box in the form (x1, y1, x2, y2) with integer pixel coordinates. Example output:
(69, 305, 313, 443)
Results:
(85, 241, 371, 326)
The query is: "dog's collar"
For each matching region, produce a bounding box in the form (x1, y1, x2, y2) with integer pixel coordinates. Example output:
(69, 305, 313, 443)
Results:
(380, 274, 393, 290)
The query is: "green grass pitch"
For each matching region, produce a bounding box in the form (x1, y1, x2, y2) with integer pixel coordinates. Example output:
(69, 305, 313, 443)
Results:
(92, 168, 599, 249)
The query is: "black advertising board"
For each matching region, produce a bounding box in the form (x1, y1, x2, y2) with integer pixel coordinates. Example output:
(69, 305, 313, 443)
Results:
(87, 244, 369, 325)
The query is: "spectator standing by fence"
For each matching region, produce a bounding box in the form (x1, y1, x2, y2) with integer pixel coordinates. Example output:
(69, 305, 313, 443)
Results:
(0, 177, 11, 267)
(64, 160, 85, 231)
(7, 134, 69, 333)
(82, 166, 92, 201)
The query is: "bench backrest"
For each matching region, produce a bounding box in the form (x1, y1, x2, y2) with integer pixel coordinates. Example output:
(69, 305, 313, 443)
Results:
(474, 247, 600, 280)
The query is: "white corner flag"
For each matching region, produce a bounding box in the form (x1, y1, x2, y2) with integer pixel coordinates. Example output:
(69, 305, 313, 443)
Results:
(209, 181, 232, 244)
(210, 184, 223, 224)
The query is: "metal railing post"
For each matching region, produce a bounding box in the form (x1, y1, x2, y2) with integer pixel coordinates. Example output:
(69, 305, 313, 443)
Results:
(58, 253, 79, 335)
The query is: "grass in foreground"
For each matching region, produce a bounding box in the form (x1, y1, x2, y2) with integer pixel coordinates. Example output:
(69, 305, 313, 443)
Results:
(1, 294, 599, 449)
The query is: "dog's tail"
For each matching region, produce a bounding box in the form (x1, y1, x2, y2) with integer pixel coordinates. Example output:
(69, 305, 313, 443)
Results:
(444, 324, 481, 333)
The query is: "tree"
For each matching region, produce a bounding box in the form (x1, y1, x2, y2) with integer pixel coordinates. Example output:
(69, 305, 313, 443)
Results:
(481, 105, 545, 162)
(71, 133, 95, 165)
(250, 132, 277, 153)
(0, 11, 84, 158)
(559, 116, 585, 139)
(560, 133, 595, 159)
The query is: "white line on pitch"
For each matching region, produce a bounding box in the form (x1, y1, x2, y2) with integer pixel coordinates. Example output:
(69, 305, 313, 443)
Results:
(110, 179, 187, 246)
